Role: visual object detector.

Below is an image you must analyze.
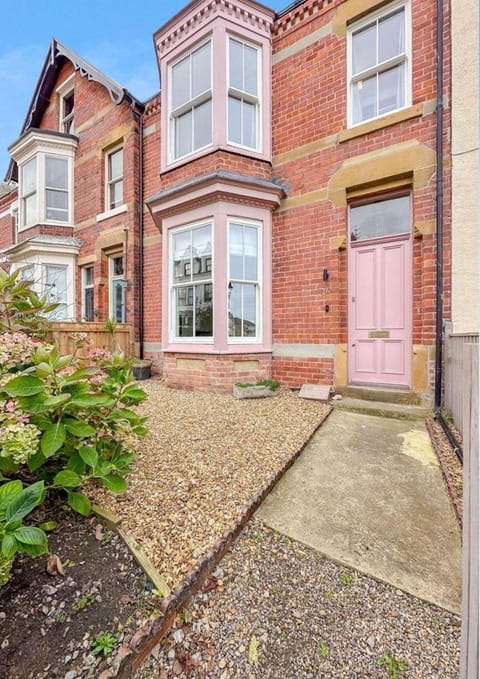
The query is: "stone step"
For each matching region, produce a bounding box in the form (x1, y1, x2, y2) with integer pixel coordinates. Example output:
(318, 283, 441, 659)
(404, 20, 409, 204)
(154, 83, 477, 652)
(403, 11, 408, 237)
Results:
(335, 385, 422, 406)
(332, 397, 432, 421)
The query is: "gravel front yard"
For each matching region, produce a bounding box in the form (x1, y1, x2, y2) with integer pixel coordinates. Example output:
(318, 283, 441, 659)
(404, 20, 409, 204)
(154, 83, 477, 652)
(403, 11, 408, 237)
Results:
(136, 518, 461, 679)
(91, 380, 329, 589)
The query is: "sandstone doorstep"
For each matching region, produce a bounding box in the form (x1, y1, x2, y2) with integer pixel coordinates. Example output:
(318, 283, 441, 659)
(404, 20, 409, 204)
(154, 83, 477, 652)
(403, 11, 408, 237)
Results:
(298, 384, 331, 402)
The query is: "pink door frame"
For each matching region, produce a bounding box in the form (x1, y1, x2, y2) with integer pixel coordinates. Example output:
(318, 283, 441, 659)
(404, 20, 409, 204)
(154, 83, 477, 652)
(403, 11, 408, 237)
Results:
(348, 232, 412, 388)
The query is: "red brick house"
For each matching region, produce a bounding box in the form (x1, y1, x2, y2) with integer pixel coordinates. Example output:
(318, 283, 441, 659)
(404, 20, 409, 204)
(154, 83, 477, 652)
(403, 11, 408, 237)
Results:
(0, 0, 450, 404)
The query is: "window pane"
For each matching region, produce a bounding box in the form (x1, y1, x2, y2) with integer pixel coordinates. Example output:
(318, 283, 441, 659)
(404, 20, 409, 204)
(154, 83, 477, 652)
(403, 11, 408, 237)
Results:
(242, 100, 256, 149)
(22, 158, 36, 195)
(195, 284, 213, 336)
(84, 287, 94, 321)
(352, 74, 377, 124)
(192, 225, 212, 281)
(193, 99, 212, 150)
(176, 286, 193, 337)
(46, 157, 68, 189)
(244, 44, 258, 96)
(192, 42, 211, 98)
(173, 230, 191, 283)
(46, 189, 68, 210)
(109, 149, 123, 181)
(63, 93, 74, 117)
(229, 38, 243, 90)
(350, 195, 410, 241)
(112, 280, 126, 322)
(352, 23, 377, 74)
(175, 109, 192, 158)
(228, 96, 242, 145)
(84, 266, 94, 286)
(24, 194, 37, 225)
(244, 226, 258, 280)
(110, 180, 123, 209)
(243, 284, 256, 337)
(112, 256, 124, 276)
(379, 9, 405, 63)
(229, 223, 244, 279)
(172, 55, 190, 109)
(46, 266, 67, 303)
(228, 283, 242, 337)
(379, 64, 404, 115)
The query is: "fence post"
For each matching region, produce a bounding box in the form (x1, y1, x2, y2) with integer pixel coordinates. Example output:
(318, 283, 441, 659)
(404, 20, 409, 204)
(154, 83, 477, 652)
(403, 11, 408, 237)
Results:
(460, 342, 479, 679)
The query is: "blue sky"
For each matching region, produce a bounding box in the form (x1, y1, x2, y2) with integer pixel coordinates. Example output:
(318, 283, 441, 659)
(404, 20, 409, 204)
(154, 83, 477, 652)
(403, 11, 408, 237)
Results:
(0, 0, 286, 180)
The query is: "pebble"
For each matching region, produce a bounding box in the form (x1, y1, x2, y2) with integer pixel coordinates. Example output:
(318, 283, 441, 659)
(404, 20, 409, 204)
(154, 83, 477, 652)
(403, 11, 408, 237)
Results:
(64, 671, 77, 679)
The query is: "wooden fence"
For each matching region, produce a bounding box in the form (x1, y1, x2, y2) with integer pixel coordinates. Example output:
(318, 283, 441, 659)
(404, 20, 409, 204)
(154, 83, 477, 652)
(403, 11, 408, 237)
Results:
(45, 322, 135, 359)
(445, 324, 480, 679)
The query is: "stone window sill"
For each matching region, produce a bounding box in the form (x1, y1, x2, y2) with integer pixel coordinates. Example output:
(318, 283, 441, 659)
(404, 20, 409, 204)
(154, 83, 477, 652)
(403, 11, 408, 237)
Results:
(96, 204, 128, 223)
(339, 104, 423, 143)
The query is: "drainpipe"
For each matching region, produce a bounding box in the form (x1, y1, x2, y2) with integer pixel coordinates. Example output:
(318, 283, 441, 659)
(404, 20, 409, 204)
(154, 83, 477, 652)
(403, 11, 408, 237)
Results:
(131, 103, 145, 359)
(432, 0, 463, 464)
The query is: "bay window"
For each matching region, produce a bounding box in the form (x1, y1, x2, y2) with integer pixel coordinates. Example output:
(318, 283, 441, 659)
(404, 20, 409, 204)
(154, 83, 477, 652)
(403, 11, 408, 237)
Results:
(21, 158, 37, 228)
(228, 38, 260, 150)
(348, 1, 410, 126)
(169, 40, 212, 161)
(45, 265, 68, 319)
(45, 157, 69, 222)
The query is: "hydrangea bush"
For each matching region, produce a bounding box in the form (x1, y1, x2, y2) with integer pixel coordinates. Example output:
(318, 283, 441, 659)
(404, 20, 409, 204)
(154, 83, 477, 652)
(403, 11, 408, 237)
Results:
(0, 269, 148, 585)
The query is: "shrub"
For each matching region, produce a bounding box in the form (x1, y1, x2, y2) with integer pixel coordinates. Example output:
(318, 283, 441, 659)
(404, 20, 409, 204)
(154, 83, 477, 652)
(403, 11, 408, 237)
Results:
(0, 272, 148, 585)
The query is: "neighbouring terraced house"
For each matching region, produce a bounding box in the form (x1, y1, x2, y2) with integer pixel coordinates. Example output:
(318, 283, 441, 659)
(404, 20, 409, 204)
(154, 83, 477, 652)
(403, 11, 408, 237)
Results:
(0, 0, 453, 403)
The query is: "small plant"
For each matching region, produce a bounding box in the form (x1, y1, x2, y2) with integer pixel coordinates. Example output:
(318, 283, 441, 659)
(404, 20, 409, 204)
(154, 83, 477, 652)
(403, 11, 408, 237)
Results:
(235, 379, 280, 391)
(55, 612, 66, 624)
(318, 640, 329, 658)
(340, 570, 354, 587)
(378, 650, 407, 678)
(91, 631, 117, 657)
(101, 530, 113, 545)
(71, 592, 95, 613)
(325, 590, 335, 602)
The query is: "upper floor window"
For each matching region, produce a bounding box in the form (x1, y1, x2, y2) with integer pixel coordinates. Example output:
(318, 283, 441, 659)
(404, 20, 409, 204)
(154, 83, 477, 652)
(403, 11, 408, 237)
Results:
(169, 40, 212, 161)
(106, 147, 123, 210)
(19, 154, 72, 228)
(60, 91, 74, 134)
(348, 1, 410, 126)
(228, 37, 260, 150)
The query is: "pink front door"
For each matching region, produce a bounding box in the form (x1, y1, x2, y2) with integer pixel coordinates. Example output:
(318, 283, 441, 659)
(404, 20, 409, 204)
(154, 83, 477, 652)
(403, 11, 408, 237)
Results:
(348, 234, 412, 387)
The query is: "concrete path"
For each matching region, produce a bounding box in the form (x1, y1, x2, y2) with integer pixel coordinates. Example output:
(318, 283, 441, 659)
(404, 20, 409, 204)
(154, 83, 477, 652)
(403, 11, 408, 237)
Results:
(257, 409, 462, 613)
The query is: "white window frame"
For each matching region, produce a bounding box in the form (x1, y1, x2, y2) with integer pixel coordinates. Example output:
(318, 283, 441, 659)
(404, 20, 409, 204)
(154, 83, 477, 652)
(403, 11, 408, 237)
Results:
(169, 220, 214, 344)
(347, 0, 411, 128)
(168, 38, 213, 163)
(227, 35, 262, 152)
(105, 145, 124, 212)
(57, 74, 75, 134)
(82, 265, 95, 321)
(45, 155, 69, 222)
(109, 254, 127, 323)
(20, 158, 37, 229)
(227, 217, 262, 344)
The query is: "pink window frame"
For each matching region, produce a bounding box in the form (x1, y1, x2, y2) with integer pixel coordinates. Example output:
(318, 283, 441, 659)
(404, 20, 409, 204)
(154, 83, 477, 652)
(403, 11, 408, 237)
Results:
(162, 202, 272, 354)
(160, 16, 272, 172)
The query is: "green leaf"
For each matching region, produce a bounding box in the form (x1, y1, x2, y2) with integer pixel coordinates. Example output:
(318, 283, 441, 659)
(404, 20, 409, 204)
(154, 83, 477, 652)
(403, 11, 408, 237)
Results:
(133, 426, 149, 436)
(5, 481, 45, 523)
(41, 421, 66, 457)
(39, 520, 58, 532)
(119, 386, 147, 403)
(16, 540, 48, 556)
(79, 446, 98, 469)
(14, 526, 47, 546)
(248, 635, 259, 664)
(64, 419, 97, 439)
(43, 394, 71, 408)
(66, 453, 87, 476)
(2, 534, 18, 558)
(67, 491, 91, 516)
(0, 457, 19, 474)
(69, 394, 114, 408)
(63, 367, 99, 382)
(28, 451, 47, 472)
(0, 480, 23, 510)
(54, 470, 82, 489)
(101, 474, 127, 493)
(4, 375, 45, 396)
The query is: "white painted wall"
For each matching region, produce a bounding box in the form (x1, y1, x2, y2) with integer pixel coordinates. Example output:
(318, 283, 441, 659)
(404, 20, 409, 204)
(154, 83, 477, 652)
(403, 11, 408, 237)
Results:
(451, 0, 479, 334)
